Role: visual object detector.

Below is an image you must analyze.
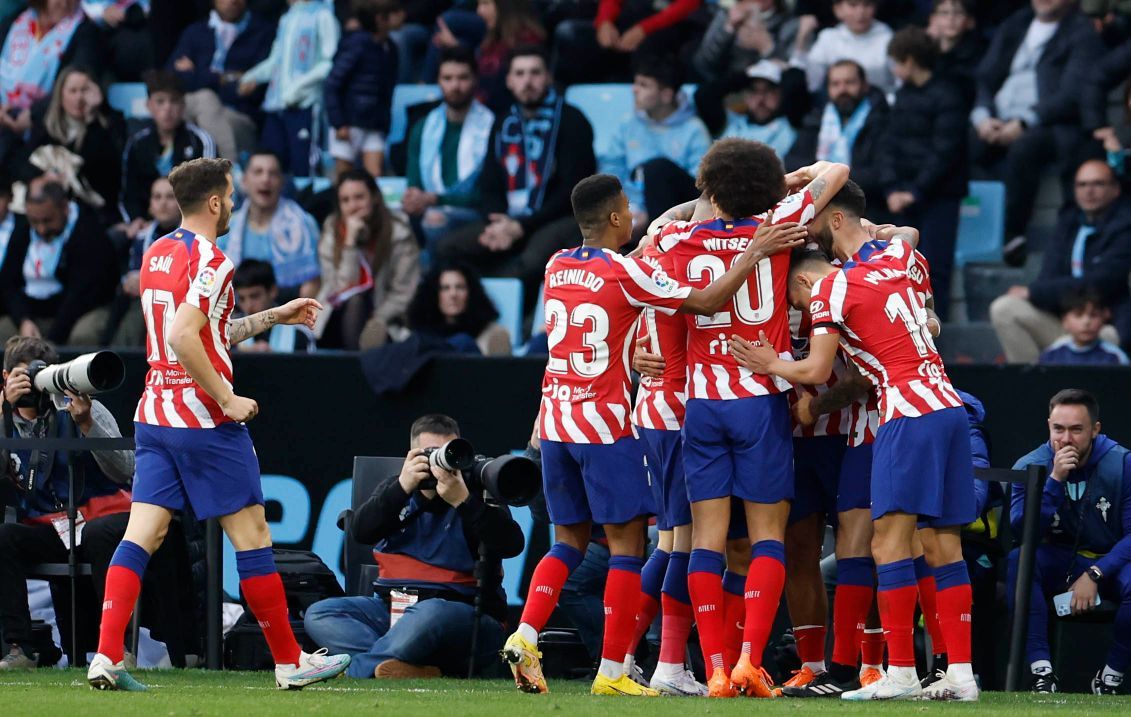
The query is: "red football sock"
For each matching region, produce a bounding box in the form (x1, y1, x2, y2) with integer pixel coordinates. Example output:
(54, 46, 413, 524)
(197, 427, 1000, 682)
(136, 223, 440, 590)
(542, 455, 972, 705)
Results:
(689, 571, 726, 671)
(936, 583, 973, 664)
(861, 628, 885, 666)
(659, 594, 693, 664)
(519, 553, 574, 631)
(601, 564, 642, 663)
(721, 580, 743, 670)
(741, 555, 786, 667)
(241, 573, 302, 666)
(918, 575, 947, 655)
(97, 566, 141, 664)
(794, 624, 826, 666)
(629, 593, 660, 658)
(877, 585, 919, 667)
(832, 584, 873, 666)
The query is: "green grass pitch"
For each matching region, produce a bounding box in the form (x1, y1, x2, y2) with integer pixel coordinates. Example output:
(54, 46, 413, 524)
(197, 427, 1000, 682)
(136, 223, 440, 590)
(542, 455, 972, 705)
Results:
(3, 670, 1131, 716)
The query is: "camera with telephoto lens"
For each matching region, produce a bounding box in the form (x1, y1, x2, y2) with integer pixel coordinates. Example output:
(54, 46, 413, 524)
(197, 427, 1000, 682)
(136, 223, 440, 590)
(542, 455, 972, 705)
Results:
(14, 351, 126, 409)
(419, 439, 540, 506)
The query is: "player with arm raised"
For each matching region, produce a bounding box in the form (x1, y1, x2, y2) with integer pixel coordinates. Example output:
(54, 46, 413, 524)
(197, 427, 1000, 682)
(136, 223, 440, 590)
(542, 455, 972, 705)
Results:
(500, 174, 806, 697)
(653, 140, 849, 698)
(731, 242, 977, 702)
(87, 158, 351, 692)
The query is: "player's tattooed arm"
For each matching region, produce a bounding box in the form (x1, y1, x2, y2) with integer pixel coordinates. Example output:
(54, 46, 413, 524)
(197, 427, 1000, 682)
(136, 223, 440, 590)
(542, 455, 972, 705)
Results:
(227, 309, 278, 345)
(808, 369, 871, 418)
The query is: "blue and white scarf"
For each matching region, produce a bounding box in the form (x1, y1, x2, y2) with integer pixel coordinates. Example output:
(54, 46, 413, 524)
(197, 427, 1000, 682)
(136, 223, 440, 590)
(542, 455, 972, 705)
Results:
(496, 90, 564, 216)
(0, 9, 84, 110)
(419, 100, 494, 197)
(208, 8, 251, 74)
(817, 98, 872, 165)
(263, 1, 329, 111)
(23, 201, 79, 300)
(222, 197, 320, 288)
(127, 221, 162, 272)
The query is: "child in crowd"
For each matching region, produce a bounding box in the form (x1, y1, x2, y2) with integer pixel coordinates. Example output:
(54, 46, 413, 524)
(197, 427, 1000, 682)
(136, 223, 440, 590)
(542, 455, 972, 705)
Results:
(232, 259, 318, 353)
(1039, 288, 1129, 366)
(792, 0, 893, 94)
(325, 0, 402, 179)
(240, 0, 340, 177)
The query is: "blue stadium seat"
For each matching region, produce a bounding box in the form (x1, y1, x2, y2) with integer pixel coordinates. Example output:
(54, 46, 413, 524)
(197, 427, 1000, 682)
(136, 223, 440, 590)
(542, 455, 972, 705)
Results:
(482, 277, 524, 350)
(955, 180, 1005, 266)
(387, 84, 442, 146)
(292, 176, 332, 194)
(531, 282, 545, 334)
(107, 82, 150, 119)
(376, 176, 407, 210)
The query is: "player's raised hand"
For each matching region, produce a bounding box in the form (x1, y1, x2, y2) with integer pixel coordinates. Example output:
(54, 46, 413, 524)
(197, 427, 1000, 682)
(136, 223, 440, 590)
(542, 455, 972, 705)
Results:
(874, 224, 919, 246)
(275, 298, 323, 329)
(793, 393, 817, 427)
(221, 394, 259, 423)
(749, 221, 807, 258)
(632, 337, 665, 378)
(728, 331, 779, 374)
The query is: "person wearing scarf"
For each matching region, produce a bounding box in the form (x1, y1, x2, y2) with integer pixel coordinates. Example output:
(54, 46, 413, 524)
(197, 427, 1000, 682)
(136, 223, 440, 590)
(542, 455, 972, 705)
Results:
(433, 47, 596, 297)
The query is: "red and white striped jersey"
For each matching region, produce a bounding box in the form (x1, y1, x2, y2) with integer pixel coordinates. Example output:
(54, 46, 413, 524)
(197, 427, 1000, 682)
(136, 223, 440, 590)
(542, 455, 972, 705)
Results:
(539, 245, 691, 444)
(632, 248, 688, 431)
(134, 230, 236, 428)
(657, 189, 815, 400)
(809, 237, 961, 425)
(790, 320, 853, 438)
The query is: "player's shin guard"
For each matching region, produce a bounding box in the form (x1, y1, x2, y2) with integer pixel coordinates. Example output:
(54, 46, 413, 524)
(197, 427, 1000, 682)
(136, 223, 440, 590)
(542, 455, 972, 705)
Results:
(97, 540, 150, 663)
(721, 568, 745, 670)
(861, 628, 885, 667)
(741, 541, 786, 667)
(659, 551, 692, 666)
(688, 549, 727, 672)
(628, 549, 669, 657)
(934, 561, 972, 665)
(601, 556, 645, 677)
(519, 543, 584, 632)
(832, 557, 875, 667)
(237, 547, 302, 666)
(876, 559, 919, 668)
(914, 555, 947, 656)
(794, 625, 827, 669)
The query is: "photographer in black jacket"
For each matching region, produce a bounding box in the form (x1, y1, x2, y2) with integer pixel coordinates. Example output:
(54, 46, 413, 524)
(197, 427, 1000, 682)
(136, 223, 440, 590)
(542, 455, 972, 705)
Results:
(305, 414, 525, 679)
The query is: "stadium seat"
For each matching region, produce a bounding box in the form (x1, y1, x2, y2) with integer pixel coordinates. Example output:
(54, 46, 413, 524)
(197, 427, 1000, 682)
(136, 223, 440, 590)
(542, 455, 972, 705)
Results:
(107, 82, 150, 119)
(933, 321, 1005, 364)
(963, 263, 1035, 321)
(482, 277, 524, 349)
(292, 176, 332, 195)
(377, 176, 408, 210)
(387, 84, 442, 147)
(955, 180, 1005, 266)
(531, 282, 545, 333)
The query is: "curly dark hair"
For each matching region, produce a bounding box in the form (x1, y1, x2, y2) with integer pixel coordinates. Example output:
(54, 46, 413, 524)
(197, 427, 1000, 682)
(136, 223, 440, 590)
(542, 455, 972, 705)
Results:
(696, 138, 786, 219)
(408, 262, 500, 339)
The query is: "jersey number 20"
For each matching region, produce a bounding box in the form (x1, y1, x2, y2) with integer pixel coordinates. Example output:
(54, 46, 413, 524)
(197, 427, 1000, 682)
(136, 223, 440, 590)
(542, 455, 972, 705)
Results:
(687, 254, 774, 328)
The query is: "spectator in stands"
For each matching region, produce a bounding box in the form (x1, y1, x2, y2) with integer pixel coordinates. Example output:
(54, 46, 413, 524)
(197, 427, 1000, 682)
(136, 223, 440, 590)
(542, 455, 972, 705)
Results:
(19, 66, 127, 228)
(317, 169, 419, 350)
(0, 175, 20, 327)
(1039, 288, 1130, 365)
(786, 59, 887, 208)
(239, 0, 340, 177)
(232, 259, 317, 352)
(103, 176, 181, 346)
(470, 0, 545, 113)
(222, 150, 321, 298)
(710, 60, 797, 160)
(325, 0, 400, 179)
(402, 46, 494, 252)
(692, 0, 798, 83)
(969, 0, 1103, 266)
(927, 0, 984, 105)
(434, 47, 595, 299)
(305, 413, 524, 678)
(878, 26, 968, 319)
(1007, 389, 1131, 695)
(791, 0, 894, 95)
(991, 159, 1131, 363)
(551, 0, 705, 86)
(601, 55, 710, 235)
(0, 178, 117, 345)
(406, 263, 511, 355)
(169, 0, 277, 161)
(389, 0, 451, 85)
(119, 70, 216, 224)
(84, 0, 154, 81)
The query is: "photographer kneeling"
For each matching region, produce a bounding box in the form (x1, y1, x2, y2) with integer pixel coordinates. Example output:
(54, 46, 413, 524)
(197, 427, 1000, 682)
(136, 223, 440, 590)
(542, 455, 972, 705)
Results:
(305, 415, 525, 678)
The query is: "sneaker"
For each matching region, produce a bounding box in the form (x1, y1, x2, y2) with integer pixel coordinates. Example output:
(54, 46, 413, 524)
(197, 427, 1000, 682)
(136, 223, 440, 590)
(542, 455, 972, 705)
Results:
(591, 673, 660, 696)
(650, 668, 707, 696)
(922, 674, 980, 702)
(1092, 670, 1122, 696)
(774, 665, 821, 696)
(783, 670, 860, 698)
(86, 653, 148, 692)
(859, 666, 885, 687)
(500, 631, 547, 693)
(0, 647, 34, 671)
(624, 656, 648, 687)
(275, 648, 351, 690)
(706, 667, 738, 698)
(919, 667, 946, 689)
(1030, 672, 1059, 693)
(374, 659, 441, 679)
(730, 656, 777, 698)
(842, 669, 922, 701)
(1003, 235, 1028, 267)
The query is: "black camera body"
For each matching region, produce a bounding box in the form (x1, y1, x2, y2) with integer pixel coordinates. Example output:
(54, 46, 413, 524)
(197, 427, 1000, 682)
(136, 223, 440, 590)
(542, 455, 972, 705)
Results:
(419, 439, 540, 506)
